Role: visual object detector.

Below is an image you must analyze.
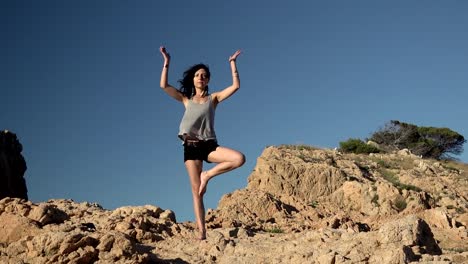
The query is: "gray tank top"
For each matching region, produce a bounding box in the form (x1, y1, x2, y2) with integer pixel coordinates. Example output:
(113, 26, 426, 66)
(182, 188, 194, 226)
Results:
(178, 95, 216, 141)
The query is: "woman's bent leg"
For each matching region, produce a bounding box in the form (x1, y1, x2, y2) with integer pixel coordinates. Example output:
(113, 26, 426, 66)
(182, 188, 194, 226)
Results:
(184, 159, 206, 239)
(199, 146, 245, 195)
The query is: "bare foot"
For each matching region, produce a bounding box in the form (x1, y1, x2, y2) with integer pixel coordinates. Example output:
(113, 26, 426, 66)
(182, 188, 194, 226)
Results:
(198, 229, 206, 240)
(199, 171, 209, 196)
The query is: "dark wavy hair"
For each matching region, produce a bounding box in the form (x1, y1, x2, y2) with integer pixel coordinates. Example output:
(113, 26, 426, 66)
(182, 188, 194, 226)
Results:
(178, 64, 211, 98)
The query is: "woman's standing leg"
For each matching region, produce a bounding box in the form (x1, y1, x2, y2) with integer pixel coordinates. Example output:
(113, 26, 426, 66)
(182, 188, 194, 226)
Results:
(184, 159, 207, 239)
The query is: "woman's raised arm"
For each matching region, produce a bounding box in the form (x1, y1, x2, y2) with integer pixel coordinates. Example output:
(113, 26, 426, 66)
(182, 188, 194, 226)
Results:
(159, 46, 185, 102)
(213, 50, 242, 104)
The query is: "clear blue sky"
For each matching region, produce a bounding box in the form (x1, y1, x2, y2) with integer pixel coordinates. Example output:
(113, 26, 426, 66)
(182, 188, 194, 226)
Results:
(2, 1, 467, 222)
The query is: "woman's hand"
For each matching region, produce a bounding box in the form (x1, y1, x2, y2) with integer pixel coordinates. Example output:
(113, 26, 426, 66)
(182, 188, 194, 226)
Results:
(160, 46, 171, 62)
(229, 50, 241, 62)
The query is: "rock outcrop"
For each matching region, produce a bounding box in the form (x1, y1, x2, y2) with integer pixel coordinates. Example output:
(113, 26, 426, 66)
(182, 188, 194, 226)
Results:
(0, 198, 180, 263)
(1, 145, 467, 263)
(0, 130, 28, 200)
(206, 145, 468, 262)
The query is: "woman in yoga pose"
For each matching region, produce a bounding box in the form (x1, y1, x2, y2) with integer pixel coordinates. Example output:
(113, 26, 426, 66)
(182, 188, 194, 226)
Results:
(159, 46, 245, 240)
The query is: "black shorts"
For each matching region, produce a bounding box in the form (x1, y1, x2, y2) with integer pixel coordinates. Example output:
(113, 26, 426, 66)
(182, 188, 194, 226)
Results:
(183, 140, 219, 162)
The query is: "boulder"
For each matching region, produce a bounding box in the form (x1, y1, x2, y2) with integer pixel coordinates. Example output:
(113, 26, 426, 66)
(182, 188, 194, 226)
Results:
(0, 130, 28, 200)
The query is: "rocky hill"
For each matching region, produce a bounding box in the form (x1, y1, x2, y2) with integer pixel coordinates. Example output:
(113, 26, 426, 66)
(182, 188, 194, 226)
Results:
(1, 145, 467, 263)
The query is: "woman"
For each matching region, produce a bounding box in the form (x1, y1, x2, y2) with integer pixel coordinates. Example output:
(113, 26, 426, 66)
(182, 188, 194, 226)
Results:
(159, 46, 245, 240)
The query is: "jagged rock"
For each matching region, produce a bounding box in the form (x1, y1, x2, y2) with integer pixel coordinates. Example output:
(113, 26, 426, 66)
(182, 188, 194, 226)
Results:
(378, 215, 441, 255)
(0, 130, 28, 200)
(0, 198, 182, 263)
(28, 203, 69, 226)
(397, 148, 414, 156)
(207, 189, 299, 230)
(0, 213, 40, 244)
(423, 209, 453, 229)
(367, 140, 380, 148)
(159, 209, 176, 222)
(1, 145, 467, 263)
(247, 146, 347, 209)
(205, 145, 466, 262)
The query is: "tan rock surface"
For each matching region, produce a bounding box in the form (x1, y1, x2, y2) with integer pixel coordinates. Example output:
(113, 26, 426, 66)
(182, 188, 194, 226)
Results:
(1, 145, 467, 263)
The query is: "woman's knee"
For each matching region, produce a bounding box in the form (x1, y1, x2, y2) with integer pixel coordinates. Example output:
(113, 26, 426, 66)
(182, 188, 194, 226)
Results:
(233, 152, 246, 168)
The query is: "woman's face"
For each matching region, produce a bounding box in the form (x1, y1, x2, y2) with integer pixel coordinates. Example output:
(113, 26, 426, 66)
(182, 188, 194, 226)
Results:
(193, 68, 209, 88)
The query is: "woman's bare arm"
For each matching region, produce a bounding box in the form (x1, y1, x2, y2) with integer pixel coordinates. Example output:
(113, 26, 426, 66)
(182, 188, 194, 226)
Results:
(212, 50, 241, 104)
(159, 46, 185, 103)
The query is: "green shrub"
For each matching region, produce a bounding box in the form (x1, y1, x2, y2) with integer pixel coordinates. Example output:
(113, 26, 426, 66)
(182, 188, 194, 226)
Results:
(308, 200, 319, 208)
(339, 138, 380, 154)
(267, 228, 283, 234)
(441, 163, 460, 174)
(380, 169, 422, 192)
(371, 194, 379, 206)
(376, 159, 391, 168)
(447, 248, 467, 253)
(280, 144, 318, 151)
(381, 169, 399, 185)
(393, 196, 407, 212)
